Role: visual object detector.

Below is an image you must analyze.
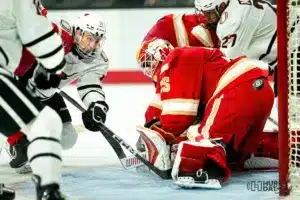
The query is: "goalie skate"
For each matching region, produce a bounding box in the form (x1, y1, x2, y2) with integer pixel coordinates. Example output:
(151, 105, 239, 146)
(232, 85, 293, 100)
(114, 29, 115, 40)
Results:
(174, 169, 222, 189)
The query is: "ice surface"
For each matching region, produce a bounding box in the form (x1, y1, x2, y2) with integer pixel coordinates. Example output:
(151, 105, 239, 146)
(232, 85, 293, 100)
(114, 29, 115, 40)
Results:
(0, 85, 284, 200)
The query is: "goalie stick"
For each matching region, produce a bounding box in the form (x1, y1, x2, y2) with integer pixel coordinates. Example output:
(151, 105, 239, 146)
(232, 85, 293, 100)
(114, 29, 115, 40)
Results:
(59, 90, 171, 179)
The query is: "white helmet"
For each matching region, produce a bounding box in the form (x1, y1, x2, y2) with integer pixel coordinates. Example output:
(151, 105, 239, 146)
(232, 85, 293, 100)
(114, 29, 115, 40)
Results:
(194, 0, 229, 11)
(73, 13, 107, 59)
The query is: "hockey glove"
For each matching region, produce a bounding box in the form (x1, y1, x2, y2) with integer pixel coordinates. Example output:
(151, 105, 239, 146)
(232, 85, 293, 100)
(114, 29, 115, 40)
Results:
(82, 101, 109, 132)
(30, 61, 64, 90)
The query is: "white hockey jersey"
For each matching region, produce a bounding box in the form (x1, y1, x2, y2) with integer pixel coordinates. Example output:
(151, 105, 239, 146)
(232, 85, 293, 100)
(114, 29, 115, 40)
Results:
(217, 0, 277, 68)
(31, 21, 109, 108)
(0, 0, 65, 72)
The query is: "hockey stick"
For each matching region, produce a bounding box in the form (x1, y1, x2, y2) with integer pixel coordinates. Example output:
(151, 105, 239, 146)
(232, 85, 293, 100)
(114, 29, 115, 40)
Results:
(59, 90, 171, 178)
(60, 93, 145, 169)
(268, 116, 278, 127)
(96, 122, 171, 179)
(58, 90, 127, 165)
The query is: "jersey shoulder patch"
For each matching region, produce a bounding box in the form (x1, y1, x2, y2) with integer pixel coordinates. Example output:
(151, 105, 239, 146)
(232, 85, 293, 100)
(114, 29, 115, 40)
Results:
(60, 19, 72, 34)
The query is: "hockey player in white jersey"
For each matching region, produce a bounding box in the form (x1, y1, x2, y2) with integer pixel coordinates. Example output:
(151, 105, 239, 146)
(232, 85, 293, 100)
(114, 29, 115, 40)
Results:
(0, 0, 69, 199)
(194, 0, 277, 69)
(5, 13, 110, 175)
(194, 0, 279, 126)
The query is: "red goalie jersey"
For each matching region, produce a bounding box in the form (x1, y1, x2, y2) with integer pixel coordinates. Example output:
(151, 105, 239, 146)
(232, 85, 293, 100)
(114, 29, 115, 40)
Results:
(141, 13, 219, 125)
(140, 45, 276, 185)
(143, 14, 219, 48)
(139, 46, 275, 183)
(151, 47, 273, 152)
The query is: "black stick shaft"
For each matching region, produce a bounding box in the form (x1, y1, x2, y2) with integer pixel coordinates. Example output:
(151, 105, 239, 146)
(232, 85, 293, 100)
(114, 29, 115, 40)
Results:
(59, 90, 171, 179)
(58, 90, 127, 161)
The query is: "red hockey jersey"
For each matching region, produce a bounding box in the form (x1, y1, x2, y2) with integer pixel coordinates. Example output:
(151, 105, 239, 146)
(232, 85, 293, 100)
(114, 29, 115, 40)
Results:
(142, 13, 219, 124)
(143, 13, 219, 48)
(152, 47, 269, 138)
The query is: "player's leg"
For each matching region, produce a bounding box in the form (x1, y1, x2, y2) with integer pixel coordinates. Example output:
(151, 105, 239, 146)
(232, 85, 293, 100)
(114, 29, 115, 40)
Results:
(0, 72, 65, 199)
(171, 77, 274, 188)
(242, 131, 279, 170)
(6, 92, 78, 174)
(41, 92, 78, 150)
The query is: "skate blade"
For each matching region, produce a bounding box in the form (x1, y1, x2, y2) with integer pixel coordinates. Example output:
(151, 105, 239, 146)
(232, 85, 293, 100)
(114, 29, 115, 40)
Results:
(174, 178, 222, 189)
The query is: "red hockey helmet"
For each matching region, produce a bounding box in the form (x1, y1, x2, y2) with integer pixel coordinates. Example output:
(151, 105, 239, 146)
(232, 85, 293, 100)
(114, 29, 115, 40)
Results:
(136, 38, 174, 78)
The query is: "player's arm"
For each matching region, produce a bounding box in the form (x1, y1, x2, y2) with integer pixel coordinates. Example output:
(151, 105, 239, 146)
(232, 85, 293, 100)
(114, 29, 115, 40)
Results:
(218, 12, 258, 59)
(14, 21, 72, 77)
(148, 51, 203, 144)
(143, 15, 173, 41)
(14, 0, 65, 72)
(77, 54, 109, 131)
(144, 89, 162, 126)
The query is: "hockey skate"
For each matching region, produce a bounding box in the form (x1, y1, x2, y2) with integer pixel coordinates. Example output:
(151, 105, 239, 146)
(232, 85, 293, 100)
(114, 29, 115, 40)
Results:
(0, 183, 15, 200)
(174, 169, 223, 189)
(6, 136, 32, 174)
(32, 175, 67, 200)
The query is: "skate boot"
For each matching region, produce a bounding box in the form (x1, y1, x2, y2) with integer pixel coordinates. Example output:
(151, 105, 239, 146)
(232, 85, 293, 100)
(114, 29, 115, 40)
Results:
(174, 160, 225, 189)
(0, 183, 15, 200)
(6, 135, 32, 174)
(32, 175, 67, 200)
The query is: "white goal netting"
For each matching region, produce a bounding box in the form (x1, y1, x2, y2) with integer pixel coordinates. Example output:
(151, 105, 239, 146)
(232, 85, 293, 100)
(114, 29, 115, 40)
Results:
(288, 0, 300, 195)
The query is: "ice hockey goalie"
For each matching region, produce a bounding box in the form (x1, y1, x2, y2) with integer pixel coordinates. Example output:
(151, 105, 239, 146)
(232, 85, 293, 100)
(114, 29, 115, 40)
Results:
(136, 38, 274, 189)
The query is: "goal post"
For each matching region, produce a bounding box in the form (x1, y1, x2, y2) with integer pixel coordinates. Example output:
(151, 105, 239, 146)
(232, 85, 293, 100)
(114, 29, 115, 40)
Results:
(277, 0, 300, 197)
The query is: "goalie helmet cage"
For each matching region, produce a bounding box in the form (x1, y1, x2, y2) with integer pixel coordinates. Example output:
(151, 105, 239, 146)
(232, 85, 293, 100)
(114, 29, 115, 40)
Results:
(278, 0, 300, 197)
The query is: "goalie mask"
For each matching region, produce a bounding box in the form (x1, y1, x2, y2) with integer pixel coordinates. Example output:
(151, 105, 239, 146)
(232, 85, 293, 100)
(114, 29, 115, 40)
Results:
(73, 14, 106, 59)
(194, 0, 229, 29)
(136, 38, 174, 78)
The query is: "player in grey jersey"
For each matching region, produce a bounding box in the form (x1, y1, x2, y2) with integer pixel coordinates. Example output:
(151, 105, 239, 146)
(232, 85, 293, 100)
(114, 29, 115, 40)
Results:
(0, 0, 69, 199)
(4, 13, 110, 178)
(194, 0, 277, 69)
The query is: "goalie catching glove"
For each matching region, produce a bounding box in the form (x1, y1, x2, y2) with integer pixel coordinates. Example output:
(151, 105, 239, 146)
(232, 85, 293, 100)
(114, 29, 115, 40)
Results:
(144, 119, 187, 144)
(82, 101, 109, 131)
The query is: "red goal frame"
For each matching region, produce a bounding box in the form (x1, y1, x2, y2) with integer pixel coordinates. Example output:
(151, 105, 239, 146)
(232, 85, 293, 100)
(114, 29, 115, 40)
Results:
(277, 0, 290, 196)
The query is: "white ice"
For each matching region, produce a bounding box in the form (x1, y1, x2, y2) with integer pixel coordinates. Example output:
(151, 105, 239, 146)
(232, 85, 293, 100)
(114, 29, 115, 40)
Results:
(0, 84, 285, 200)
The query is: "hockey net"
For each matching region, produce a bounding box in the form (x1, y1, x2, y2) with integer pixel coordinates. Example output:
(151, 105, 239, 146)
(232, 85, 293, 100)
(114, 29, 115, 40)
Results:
(278, 0, 300, 197)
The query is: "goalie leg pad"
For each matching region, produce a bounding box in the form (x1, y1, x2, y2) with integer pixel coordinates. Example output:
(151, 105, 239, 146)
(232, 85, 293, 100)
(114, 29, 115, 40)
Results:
(171, 139, 231, 189)
(136, 125, 171, 171)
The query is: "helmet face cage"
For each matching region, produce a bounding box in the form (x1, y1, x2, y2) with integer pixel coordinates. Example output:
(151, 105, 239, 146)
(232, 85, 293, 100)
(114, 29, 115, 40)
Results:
(73, 15, 106, 59)
(137, 39, 173, 78)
